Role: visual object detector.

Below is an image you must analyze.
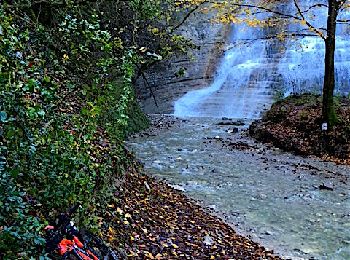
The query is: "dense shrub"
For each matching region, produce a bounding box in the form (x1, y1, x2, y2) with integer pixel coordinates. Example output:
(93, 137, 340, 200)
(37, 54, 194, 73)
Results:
(0, 1, 194, 257)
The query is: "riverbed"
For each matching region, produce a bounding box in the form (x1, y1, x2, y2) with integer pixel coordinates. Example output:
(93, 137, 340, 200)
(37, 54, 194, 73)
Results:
(127, 115, 350, 259)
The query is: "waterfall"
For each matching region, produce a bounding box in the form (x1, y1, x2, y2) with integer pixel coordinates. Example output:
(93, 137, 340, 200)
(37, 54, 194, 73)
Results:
(174, 1, 350, 118)
(279, 0, 350, 95)
(174, 23, 276, 119)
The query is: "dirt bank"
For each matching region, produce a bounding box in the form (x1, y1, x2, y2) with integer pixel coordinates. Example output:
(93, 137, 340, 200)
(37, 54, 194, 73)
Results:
(249, 94, 350, 165)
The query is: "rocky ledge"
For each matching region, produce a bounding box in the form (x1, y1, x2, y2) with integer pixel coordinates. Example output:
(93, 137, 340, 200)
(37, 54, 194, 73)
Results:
(136, 12, 230, 114)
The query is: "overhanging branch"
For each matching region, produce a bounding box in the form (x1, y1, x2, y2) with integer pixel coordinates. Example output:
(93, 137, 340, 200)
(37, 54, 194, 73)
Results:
(170, 0, 206, 33)
(301, 3, 328, 14)
(204, 0, 326, 40)
(293, 0, 326, 40)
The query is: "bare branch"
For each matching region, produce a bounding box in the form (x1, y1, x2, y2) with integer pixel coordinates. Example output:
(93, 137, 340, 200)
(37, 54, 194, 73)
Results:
(301, 3, 328, 14)
(170, 1, 206, 33)
(337, 19, 350, 23)
(225, 30, 322, 51)
(293, 0, 326, 40)
(135, 64, 159, 108)
(221, 2, 301, 20)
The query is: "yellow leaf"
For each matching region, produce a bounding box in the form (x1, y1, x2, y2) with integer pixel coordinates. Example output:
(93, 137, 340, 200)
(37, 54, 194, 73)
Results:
(117, 207, 123, 214)
(125, 213, 132, 218)
(145, 252, 154, 259)
(151, 27, 159, 34)
(108, 226, 113, 233)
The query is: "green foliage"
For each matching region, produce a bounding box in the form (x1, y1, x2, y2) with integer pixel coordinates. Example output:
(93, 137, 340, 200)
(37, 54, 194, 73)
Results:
(282, 93, 320, 106)
(0, 0, 196, 256)
(129, 0, 166, 20)
(0, 6, 133, 260)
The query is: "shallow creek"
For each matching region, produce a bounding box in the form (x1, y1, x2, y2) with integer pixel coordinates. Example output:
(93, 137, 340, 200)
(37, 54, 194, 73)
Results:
(127, 116, 350, 259)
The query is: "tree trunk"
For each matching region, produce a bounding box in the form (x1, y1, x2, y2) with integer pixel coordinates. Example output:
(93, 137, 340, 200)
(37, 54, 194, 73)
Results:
(322, 0, 338, 127)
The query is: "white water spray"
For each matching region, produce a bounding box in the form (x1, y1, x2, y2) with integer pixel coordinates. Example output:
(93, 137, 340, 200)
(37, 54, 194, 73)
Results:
(174, 1, 350, 118)
(174, 23, 273, 119)
(279, 1, 350, 95)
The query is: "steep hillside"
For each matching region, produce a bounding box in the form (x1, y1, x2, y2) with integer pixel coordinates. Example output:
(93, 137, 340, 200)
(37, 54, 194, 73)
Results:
(0, 1, 199, 257)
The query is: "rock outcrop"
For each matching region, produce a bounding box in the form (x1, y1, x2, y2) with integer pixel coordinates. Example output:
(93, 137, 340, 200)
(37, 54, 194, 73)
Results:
(135, 12, 230, 114)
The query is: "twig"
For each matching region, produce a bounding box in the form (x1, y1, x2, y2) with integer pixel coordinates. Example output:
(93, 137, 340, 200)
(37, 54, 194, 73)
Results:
(170, 1, 206, 33)
(135, 64, 158, 108)
(293, 0, 326, 40)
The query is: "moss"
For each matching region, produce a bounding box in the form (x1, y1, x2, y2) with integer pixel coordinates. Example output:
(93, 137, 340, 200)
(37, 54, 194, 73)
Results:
(283, 93, 320, 106)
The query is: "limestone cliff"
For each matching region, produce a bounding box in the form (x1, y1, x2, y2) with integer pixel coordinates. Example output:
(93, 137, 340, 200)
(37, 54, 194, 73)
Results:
(135, 12, 230, 114)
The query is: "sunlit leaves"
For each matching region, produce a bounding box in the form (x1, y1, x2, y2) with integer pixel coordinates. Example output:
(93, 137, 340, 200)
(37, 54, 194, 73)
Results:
(199, 0, 331, 39)
(175, 0, 206, 8)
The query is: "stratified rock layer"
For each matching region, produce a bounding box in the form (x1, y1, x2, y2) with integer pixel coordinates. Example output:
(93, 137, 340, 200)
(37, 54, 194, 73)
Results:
(136, 12, 230, 114)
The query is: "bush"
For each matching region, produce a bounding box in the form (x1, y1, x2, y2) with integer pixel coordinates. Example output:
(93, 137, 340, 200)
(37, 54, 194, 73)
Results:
(0, 0, 197, 257)
(0, 4, 140, 258)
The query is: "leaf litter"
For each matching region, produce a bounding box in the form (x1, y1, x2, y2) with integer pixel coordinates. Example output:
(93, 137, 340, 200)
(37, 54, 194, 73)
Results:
(100, 170, 280, 259)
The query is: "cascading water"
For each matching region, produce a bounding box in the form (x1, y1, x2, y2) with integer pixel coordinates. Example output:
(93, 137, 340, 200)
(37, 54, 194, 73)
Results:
(174, 23, 278, 119)
(174, 1, 350, 118)
(279, 0, 350, 95)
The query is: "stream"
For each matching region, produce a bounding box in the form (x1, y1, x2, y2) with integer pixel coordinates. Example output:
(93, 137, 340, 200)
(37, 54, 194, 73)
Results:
(129, 1, 350, 258)
(127, 116, 350, 259)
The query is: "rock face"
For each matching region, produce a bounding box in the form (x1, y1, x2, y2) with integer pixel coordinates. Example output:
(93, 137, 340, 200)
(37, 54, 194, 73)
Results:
(172, 13, 289, 119)
(135, 12, 230, 114)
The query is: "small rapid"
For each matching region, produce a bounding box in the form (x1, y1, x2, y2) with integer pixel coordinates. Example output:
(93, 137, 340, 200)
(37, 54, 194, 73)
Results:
(127, 116, 350, 259)
(131, 1, 350, 259)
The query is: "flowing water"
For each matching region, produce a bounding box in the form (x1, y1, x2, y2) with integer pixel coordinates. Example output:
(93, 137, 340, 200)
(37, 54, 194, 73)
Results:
(279, 1, 350, 95)
(174, 22, 280, 118)
(174, 1, 350, 118)
(128, 117, 350, 259)
(130, 1, 350, 259)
